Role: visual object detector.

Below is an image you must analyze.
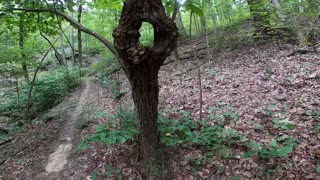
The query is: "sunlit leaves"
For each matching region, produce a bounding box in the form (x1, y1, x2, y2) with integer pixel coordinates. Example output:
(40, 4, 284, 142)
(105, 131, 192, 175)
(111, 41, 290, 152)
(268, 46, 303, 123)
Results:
(185, 0, 204, 16)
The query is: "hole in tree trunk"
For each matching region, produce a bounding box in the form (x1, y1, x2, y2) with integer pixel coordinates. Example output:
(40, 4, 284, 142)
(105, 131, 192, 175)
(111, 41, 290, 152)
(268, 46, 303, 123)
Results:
(139, 22, 154, 47)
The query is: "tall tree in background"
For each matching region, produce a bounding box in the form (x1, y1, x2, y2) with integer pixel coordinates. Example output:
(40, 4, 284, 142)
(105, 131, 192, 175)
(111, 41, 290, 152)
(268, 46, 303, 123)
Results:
(18, 15, 29, 81)
(78, 4, 83, 67)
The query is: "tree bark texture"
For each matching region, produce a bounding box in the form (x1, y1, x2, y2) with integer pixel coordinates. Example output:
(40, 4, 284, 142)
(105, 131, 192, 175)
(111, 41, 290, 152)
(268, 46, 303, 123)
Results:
(113, 0, 178, 161)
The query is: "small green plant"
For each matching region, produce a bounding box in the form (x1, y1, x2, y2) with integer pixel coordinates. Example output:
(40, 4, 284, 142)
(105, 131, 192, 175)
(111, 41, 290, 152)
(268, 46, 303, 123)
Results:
(260, 104, 276, 117)
(207, 69, 225, 82)
(286, 76, 296, 82)
(314, 123, 320, 134)
(272, 118, 295, 130)
(0, 132, 9, 142)
(159, 109, 243, 158)
(316, 165, 320, 174)
(97, 76, 125, 99)
(77, 110, 139, 151)
(244, 135, 299, 159)
(105, 166, 123, 179)
(208, 102, 239, 124)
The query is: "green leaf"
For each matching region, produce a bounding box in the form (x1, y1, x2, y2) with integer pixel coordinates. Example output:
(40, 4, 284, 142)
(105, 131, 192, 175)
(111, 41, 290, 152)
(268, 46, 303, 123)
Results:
(276, 146, 293, 158)
(316, 165, 320, 174)
(243, 150, 257, 158)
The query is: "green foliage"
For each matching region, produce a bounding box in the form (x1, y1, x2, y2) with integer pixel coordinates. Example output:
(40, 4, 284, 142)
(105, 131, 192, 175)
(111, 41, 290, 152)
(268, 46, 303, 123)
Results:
(244, 135, 300, 159)
(0, 132, 9, 143)
(140, 22, 154, 47)
(159, 106, 243, 158)
(316, 165, 320, 174)
(77, 110, 139, 151)
(314, 123, 320, 134)
(0, 68, 81, 119)
(96, 76, 125, 99)
(90, 56, 119, 76)
(272, 118, 295, 130)
(185, 0, 204, 17)
(260, 103, 276, 117)
(105, 165, 123, 179)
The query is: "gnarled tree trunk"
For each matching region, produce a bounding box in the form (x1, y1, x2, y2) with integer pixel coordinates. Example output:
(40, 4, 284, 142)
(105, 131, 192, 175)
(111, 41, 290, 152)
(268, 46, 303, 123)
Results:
(113, 0, 178, 161)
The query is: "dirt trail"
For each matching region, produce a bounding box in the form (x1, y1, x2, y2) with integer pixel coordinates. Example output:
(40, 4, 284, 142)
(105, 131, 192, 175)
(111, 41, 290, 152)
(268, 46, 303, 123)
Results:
(41, 79, 91, 179)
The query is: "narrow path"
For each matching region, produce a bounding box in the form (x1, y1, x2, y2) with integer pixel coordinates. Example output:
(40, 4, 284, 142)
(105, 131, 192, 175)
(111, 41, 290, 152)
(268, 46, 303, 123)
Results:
(41, 79, 91, 179)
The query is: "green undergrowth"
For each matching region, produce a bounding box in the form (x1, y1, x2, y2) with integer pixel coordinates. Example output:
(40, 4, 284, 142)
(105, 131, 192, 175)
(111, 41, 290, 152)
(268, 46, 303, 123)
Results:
(0, 68, 81, 121)
(78, 103, 300, 164)
(96, 76, 125, 99)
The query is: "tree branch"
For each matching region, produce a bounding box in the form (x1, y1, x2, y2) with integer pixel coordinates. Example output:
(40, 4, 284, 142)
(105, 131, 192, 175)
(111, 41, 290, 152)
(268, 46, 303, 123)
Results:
(7, 8, 120, 59)
(172, 0, 179, 20)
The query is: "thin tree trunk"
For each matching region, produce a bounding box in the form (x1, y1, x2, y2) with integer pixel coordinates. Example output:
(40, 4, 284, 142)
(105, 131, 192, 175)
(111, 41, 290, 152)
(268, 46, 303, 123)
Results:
(70, 12, 75, 64)
(60, 30, 67, 66)
(19, 18, 29, 81)
(189, 11, 193, 39)
(10, 64, 19, 99)
(194, 14, 200, 34)
(175, 9, 188, 40)
(78, 5, 83, 67)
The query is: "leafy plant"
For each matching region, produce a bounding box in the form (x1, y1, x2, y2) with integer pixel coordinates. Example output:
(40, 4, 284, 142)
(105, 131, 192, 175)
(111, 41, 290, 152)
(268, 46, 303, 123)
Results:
(159, 109, 243, 158)
(260, 104, 276, 117)
(316, 165, 320, 174)
(314, 123, 320, 134)
(272, 118, 295, 130)
(105, 165, 123, 179)
(0, 68, 81, 120)
(77, 110, 139, 151)
(97, 76, 125, 99)
(244, 135, 299, 159)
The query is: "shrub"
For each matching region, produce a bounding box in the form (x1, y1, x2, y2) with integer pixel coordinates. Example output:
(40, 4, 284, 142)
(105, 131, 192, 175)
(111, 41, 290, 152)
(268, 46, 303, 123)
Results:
(0, 68, 81, 120)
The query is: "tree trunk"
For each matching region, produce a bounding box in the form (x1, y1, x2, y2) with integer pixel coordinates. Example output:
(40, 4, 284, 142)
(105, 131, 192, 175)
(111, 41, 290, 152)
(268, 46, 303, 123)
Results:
(78, 5, 83, 67)
(113, 0, 178, 161)
(189, 11, 193, 39)
(19, 18, 29, 81)
(129, 63, 160, 160)
(60, 29, 67, 66)
(175, 9, 188, 40)
(70, 12, 75, 64)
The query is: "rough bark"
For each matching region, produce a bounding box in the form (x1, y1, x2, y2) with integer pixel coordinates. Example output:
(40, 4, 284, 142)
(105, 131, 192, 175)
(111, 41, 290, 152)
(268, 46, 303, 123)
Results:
(113, 0, 178, 161)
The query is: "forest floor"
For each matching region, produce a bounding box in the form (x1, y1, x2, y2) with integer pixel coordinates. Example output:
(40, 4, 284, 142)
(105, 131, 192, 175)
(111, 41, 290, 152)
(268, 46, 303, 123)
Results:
(1, 37, 320, 179)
